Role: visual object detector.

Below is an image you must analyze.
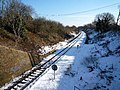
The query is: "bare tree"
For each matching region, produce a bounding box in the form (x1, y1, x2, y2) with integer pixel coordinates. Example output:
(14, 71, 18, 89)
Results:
(94, 12, 115, 33)
(1, 0, 33, 43)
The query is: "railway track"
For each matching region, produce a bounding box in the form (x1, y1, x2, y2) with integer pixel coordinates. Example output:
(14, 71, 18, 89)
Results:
(5, 32, 82, 90)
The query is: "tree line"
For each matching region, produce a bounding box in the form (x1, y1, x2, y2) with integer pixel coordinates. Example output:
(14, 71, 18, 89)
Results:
(0, 0, 77, 52)
(78, 12, 120, 33)
(0, 0, 32, 39)
(94, 12, 119, 33)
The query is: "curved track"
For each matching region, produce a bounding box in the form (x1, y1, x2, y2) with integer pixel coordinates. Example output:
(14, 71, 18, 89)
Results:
(5, 32, 82, 90)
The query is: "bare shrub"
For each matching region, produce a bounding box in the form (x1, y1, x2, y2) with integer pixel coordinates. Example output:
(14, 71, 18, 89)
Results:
(82, 55, 98, 67)
(82, 55, 98, 72)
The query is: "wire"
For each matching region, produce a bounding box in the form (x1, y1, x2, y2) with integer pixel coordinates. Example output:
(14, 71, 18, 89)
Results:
(61, 2, 120, 16)
(40, 2, 120, 17)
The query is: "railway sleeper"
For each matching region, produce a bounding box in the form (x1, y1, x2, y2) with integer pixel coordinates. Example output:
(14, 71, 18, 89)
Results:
(33, 71, 41, 74)
(25, 78, 32, 81)
(35, 70, 43, 73)
(11, 89, 15, 90)
(21, 80, 28, 84)
(30, 74, 38, 77)
(20, 82, 26, 85)
(17, 83, 25, 87)
(28, 76, 35, 79)
(40, 67, 46, 70)
(13, 85, 19, 90)
(6, 81, 21, 90)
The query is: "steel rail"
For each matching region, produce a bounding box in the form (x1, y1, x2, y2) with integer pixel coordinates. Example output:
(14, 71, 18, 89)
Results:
(5, 32, 82, 90)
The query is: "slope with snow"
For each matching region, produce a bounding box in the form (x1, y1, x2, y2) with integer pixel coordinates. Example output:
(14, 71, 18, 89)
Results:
(26, 30, 120, 90)
(24, 31, 86, 90)
(2, 30, 119, 90)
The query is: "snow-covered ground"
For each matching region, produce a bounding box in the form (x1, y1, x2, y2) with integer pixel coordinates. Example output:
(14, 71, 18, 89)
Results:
(1, 30, 120, 90)
(24, 31, 86, 90)
(0, 32, 81, 90)
(26, 30, 120, 90)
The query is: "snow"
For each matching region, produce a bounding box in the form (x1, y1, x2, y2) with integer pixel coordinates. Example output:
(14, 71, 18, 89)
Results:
(108, 39, 120, 52)
(38, 32, 77, 55)
(24, 31, 86, 90)
(26, 30, 120, 90)
(1, 30, 120, 90)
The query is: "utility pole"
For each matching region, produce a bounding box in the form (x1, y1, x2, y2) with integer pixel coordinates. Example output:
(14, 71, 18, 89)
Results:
(116, 5, 120, 25)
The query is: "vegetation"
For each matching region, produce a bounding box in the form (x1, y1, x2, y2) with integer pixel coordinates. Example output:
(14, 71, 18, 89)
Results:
(0, 0, 76, 52)
(78, 12, 120, 34)
(0, 0, 77, 86)
(0, 0, 119, 87)
(94, 12, 115, 33)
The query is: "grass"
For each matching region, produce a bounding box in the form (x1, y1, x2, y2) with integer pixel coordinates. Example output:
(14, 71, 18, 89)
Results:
(0, 27, 73, 87)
